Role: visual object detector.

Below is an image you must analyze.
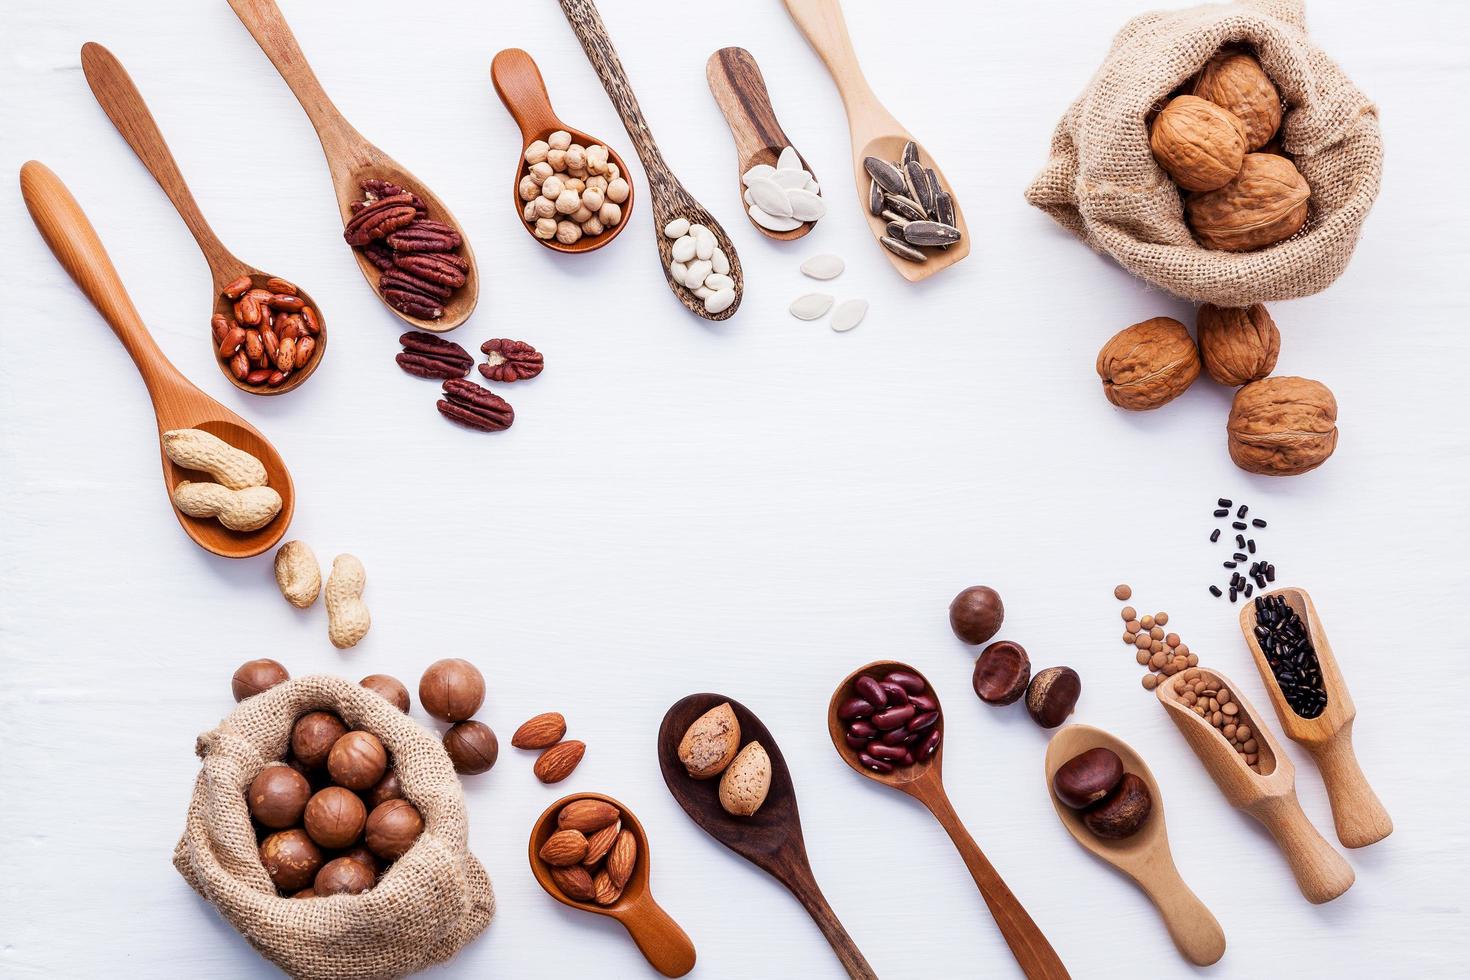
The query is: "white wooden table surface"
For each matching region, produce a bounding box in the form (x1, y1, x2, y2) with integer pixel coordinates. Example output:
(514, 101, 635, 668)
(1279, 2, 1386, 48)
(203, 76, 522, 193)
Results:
(1, 1, 1466, 977)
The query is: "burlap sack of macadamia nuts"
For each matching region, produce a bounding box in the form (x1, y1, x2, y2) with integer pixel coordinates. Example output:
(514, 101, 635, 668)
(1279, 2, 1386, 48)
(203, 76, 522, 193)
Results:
(1024, 0, 1382, 307)
(173, 675, 494, 980)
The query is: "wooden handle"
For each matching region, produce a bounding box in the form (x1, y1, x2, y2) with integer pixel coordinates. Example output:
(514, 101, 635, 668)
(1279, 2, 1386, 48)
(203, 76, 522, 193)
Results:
(780, 0, 889, 126)
(490, 49, 564, 144)
(1307, 725, 1393, 848)
(618, 892, 696, 978)
(79, 43, 239, 279)
(922, 787, 1071, 980)
(556, 0, 666, 175)
(1255, 792, 1355, 904)
(705, 47, 786, 158)
(1135, 857, 1227, 966)
(783, 869, 877, 980)
(19, 161, 183, 395)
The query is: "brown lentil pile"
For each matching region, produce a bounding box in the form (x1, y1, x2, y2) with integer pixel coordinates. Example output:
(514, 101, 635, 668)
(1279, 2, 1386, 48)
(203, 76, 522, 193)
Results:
(1172, 669, 1263, 773)
(1118, 594, 1199, 688)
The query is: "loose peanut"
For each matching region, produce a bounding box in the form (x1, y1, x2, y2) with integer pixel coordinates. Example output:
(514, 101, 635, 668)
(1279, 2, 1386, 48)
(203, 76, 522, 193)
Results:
(274, 541, 321, 608)
(172, 481, 282, 531)
(162, 429, 267, 490)
(326, 554, 370, 649)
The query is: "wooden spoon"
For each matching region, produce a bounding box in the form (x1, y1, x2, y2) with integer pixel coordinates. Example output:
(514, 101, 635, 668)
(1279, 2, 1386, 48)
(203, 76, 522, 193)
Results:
(528, 792, 695, 978)
(781, 0, 971, 281)
(1239, 587, 1392, 848)
(1043, 725, 1226, 966)
(705, 47, 818, 241)
(657, 694, 875, 979)
(1156, 667, 1354, 904)
(20, 161, 293, 559)
(225, 0, 478, 332)
(556, 0, 743, 321)
(79, 42, 326, 396)
(490, 48, 635, 255)
(828, 661, 1070, 980)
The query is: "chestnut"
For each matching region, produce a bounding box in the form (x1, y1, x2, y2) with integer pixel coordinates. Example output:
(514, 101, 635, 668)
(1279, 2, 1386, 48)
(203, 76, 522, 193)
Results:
(327, 731, 388, 791)
(232, 658, 289, 702)
(1025, 666, 1081, 728)
(247, 764, 312, 829)
(972, 640, 1031, 705)
(949, 586, 1004, 645)
(259, 829, 323, 893)
(360, 674, 411, 713)
(443, 721, 499, 775)
(366, 769, 404, 809)
(290, 711, 347, 769)
(1053, 747, 1124, 810)
(1083, 772, 1153, 840)
(314, 856, 376, 896)
(303, 786, 367, 849)
(365, 798, 424, 861)
(418, 658, 485, 722)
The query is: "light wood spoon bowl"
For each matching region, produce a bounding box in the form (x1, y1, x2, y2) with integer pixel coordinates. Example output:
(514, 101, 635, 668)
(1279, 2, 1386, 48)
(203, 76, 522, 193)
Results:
(705, 47, 818, 241)
(20, 161, 293, 559)
(557, 0, 743, 320)
(1157, 667, 1354, 904)
(657, 694, 875, 979)
(80, 42, 326, 396)
(1043, 725, 1225, 966)
(1240, 587, 1392, 848)
(782, 0, 970, 281)
(828, 661, 1070, 980)
(528, 792, 695, 978)
(491, 48, 635, 255)
(226, 0, 478, 332)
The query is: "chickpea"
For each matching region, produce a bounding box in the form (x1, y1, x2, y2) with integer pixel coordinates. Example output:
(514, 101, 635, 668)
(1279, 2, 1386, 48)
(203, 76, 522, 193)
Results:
(532, 196, 557, 219)
(606, 177, 630, 204)
(554, 220, 582, 245)
(541, 175, 565, 201)
(599, 202, 622, 227)
(548, 130, 572, 151)
(581, 216, 605, 236)
(607, 162, 620, 181)
(528, 161, 554, 186)
(565, 145, 587, 173)
(518, 175, 539, 202)
(586, 144, 609, 175)
(554, 189, 581, 215)
(586, 175, 608, 194)
(546, 148, 567, 172)
(522, 200, 538, 222)
(533, 217, 557, 239)
(570, 206, 592, 223)
(524, 140, 549, 165)
(564, 177, 585, 195)
(581, 187, 604, 211)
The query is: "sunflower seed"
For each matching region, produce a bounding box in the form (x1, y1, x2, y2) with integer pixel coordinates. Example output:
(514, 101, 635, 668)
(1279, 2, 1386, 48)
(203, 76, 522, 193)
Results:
(863, 157, 906, 195)
(901, 220, 961, 246)
(936, 190, 955, 226)
(884, 194, 926, 222)
(906, 161, 933, 213)
(902, 141, 919, 166)
(880, 210, 910, 228)
(880, 236, 926, 262)
(926, 170, 941, 216)
(885, 220, 907, 238)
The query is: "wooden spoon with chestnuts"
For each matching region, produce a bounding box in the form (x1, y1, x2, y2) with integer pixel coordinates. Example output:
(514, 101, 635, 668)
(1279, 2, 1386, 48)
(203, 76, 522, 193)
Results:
(1157, 667, 1355, 904)
(491, 48, 635, 255)
(225, 0, 478, 332)
(1043, 725, 1226, 966)
(828, 661, 1071, 980)
(657, 695, 875, 980)
(528, 793, 695, 977)
(20, 161, 293, 559)
(1239, 587, 1392, 848)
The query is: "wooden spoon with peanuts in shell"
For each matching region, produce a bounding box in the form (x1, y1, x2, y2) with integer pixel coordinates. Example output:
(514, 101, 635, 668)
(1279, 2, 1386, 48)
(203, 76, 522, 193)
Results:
(225, 0, 478, 332)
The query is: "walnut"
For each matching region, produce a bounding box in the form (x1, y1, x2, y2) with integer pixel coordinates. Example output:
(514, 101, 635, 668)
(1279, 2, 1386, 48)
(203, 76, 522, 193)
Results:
(1193, 49, 1283, 151)
(1227, 377, 1338, 476)
(1198, 303, 1280, 386)
(1149, 95, 1247, 192)
(1186, 153, 1309, 252)
(1096, 317, 1201, 411)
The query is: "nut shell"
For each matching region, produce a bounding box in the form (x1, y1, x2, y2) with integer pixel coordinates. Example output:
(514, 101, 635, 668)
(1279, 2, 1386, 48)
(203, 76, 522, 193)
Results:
(327, 731, 388, 791)
(1096, 317, 1201, 411)
(418, 658, 486, 722)
(359, 674, 410, 712)
(366, 770, 403, 809)
(1082, 772, 1153, 839)
(719, 741, 772, 817)
(259, 829, 323, 893)
(303, 786, 368, 849)
(365, 798, 424, 861)
(1149, 95, 1247, 192)
(1193, 49, 1282, 151)
(314, 856, 376, 896)
(247, 765, 312, 829)
(443, 721, 499, 775)
(678, 702, 741, 779)
(1227, 376, 1339, 476)
(290, 711, 347, 769)
(1026, 667, 1082, 729)
(1198, 304, 1280, 386)
(232, 658, 289, 701)
(1186, 153, 1309, 252)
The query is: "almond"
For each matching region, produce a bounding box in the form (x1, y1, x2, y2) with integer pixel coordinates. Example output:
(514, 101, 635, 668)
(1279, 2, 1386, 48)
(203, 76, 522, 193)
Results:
(512, 711, 567, 749)
(549, 864, 596, 902)
(678, 702, 741, 779)
(582, 819, 621, 866)
(592, 869, 622, 906)
(538, 829, 588, 867)
(557, 798, 619, 834)
(719, 741, 772, 817)
(535, 740, 586, 783)
(607, 829, 637, 888)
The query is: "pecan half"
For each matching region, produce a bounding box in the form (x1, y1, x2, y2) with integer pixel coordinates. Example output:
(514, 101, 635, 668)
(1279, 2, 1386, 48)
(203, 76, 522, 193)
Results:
(393, 252, 467, 289)
(343, 194, 418, 246)
(380, 278, 444, 320)
(387, 220, 462, 253)
(380, 269, 451, 302)
(361, 178, 426, 214)
(362, 240, 397, 272)
(396, 332, 473, 380)
(479, 339, 544, 382)
(438, 379, 514, 432)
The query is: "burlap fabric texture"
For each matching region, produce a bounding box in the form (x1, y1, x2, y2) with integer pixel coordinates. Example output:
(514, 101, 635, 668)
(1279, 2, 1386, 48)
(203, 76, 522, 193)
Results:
(173, 675, 494, 979)
(1025, 0, 1381, 307)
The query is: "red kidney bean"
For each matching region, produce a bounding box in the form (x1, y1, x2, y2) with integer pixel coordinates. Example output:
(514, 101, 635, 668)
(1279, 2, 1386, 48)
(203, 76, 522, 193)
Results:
(879, 728, 910, 746)
(838, 697, 875, 721)
(854, 676, 888, 709)
(904, 729, 926, 746)
(915, 729, 942, 762)
(908, 693, 938, 713)
(868, 743, 907, 761)
(845, 734, 872, 751)
(877, 681, 910, 706)
(907, 711, 940, 733)
(882, 671, 926, 694)
(900, 751, 914, 766)
(858, 753, 893, 773)
(872, 704, 916, 730)
(848, 720, 878, 738)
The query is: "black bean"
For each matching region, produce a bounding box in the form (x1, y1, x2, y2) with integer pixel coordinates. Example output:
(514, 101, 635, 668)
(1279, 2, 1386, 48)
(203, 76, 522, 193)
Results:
(1248, 539, 1256, 554)
(1244, 584, 1254, 598)
(1214, 508, 1229, 518)
(1229, 587, 1238, 602)
(1210, 529, 1221, 542)
(1232, 521, 1247, 530)
(1218, 498, 1232, 507)
(1224, 561, 1237, 569)
(1236, 534, 1246, 548)
(1266, 564, 1276, 582)
(1209, 585, 1222, 597)
(1237, 505, 1248, 518)
(1234, 553, 1248, 561)
(1252, 518, 1267, 528)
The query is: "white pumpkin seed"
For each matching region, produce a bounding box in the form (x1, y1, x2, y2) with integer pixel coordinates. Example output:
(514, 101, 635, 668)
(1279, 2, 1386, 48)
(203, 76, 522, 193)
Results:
(830, 299, 868, 332)
(704, 288, 736, 314)
(776, 146, 802, 171)
(741, 163, 776, 187)
(772, 168, 812, 190)
(786, 189, 826, 222)
(746, 176, 793, 218)
(663, 218, 690, 239)
(805, 180, 820, 194)
(672, 235, 697, 262)
(789, 293, 834, 320)
(800, 254, 845, 280)
(747, 204, 801, 232)
(743, 188, 756, 207)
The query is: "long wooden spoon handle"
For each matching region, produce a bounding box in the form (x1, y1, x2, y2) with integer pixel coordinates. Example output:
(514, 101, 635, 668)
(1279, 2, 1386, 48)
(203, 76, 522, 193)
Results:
(19, 161, 181, 393)
(924, 789, 1071, 979)
(1255, 791, 1356, 903)
(784, 870, 877, 980)
(1308, 728, 1392, 848)
(1135, 857, 1227, 966)
(618, 893, 696, 978)
(705, 48, 784, 158)
(780, 0, 891, 130)
(556, 0, 666, 175)
(79, 43, 237, 277)
(490, 49, 564, 145)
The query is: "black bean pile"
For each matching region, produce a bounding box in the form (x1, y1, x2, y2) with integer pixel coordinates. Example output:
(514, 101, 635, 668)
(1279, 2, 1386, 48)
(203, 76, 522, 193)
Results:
(1252, 594, 1328, 718)
(1207, 497, 1275, 601)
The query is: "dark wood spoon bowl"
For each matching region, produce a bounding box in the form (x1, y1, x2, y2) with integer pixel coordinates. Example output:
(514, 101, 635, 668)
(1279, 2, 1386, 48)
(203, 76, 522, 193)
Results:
(656, 694, 874, 979)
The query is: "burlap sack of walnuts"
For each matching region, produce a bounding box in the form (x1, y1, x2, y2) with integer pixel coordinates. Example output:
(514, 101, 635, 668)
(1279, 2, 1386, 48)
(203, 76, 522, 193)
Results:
(173, 675, 494, 980)
(1024, 0, 1382, 307)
